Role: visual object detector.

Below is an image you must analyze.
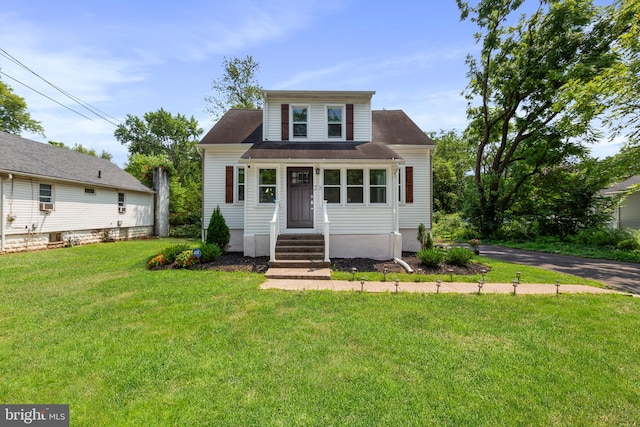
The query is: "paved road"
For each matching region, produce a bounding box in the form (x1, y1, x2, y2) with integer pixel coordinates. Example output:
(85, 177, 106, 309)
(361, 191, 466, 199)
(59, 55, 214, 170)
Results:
(481, 245, 640, 294)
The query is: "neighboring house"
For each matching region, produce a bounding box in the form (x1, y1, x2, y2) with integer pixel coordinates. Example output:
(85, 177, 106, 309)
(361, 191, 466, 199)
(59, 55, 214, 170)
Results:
(199, 90, 435, 261)
(0, 131, 155, 252)
(601, 175, 640, 229)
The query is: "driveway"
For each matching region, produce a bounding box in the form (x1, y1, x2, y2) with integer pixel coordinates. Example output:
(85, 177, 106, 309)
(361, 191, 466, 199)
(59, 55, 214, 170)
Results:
(481, 245, 640, 294)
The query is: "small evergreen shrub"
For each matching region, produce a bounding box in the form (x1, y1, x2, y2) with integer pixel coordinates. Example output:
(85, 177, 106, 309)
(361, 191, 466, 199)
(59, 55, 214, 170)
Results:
(206, 206, 230, 250)
(170, 223, 201, 239)
(198, 243, 223, 263)
(162, 243, 191, 263)
(417, 248, 445, 268)
(445, 247, 474, 267)
(617, 238, 640, 251)
(174, 250, 197, 269)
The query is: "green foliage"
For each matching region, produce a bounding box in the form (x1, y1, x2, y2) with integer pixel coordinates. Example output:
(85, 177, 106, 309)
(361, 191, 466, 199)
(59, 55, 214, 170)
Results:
(432, 212, 476, 241)
(49, 141, 112, 161)
(416, 248, 445, 268)
(0, 75, 45, 136)
(170, 223, 201, 239)
(147, 254, 166, 269)
(458, 0, 627, 236)
(174, 250, 197, 269)
(206, 206, 230, 250)
(445, 247, 475, 267)
(205, 55, 262, 121)
(161, 243, 191, 264)
(617, 238, 640, 251)
(198, 243, 223, 263)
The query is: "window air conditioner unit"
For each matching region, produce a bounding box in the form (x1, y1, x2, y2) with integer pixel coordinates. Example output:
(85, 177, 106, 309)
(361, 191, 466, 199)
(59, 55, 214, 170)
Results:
(118, 206, 126, 213)
(40, 202, 54, 211)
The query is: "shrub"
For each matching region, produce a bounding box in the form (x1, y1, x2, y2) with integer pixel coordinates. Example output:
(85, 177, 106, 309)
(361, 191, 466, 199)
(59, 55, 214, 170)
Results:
(162, 243, 191, 264)
(198, 243, 223, 263)
(617, 238, 640, 251)
(445, 247, 474, 267)
(170, 223, 201, 239)
(571, 228, 633, 248)
(147, 254, 166, 269)
(174, 250, 197, 269)
(206, 206, 230, 250)
(417, 248, 445, 268)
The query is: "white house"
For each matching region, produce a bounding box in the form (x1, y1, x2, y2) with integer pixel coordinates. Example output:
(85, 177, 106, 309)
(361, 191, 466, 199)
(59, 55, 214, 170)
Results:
(199, 90, 435, 263)
(0, 131, 156, 252)
(602, 175, 640, 229)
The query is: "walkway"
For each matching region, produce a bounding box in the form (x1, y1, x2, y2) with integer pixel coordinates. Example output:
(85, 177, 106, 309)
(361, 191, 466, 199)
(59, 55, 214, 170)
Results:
(481, 245, 640, 294)
(261, 278, 626, 295)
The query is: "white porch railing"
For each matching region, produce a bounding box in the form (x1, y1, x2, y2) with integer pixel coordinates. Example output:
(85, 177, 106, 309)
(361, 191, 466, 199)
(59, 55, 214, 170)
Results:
(323, 200, 330, 262)
(269, 201, 280, 262)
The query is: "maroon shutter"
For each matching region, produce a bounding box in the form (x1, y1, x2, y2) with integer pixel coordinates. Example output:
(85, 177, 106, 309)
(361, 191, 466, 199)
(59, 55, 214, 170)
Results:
(281, 104, 289, 141)
(225, 166, 234, 203)
(346, 104, 354, 141)
(405, 166, 413, 204)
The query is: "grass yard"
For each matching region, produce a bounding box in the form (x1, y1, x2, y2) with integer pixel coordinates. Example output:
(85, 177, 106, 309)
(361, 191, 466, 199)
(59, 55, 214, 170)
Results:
(1, 239, 639, 426)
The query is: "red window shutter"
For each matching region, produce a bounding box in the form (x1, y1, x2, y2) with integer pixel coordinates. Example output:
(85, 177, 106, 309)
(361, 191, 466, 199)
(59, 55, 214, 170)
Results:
(281, 104, 289, 141)
(405, 166, 414, 204)
(225, 166, 234, 203)
(346, 104, 354, 141)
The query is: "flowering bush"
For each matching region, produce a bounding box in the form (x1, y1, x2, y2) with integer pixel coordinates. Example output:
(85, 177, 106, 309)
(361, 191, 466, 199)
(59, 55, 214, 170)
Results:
(174, 250, 197, 269)
(147, 254, 166, 269)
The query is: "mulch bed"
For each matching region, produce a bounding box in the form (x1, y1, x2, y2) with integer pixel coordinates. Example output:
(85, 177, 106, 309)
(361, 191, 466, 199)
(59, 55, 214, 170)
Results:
(192, 252, 489, 275)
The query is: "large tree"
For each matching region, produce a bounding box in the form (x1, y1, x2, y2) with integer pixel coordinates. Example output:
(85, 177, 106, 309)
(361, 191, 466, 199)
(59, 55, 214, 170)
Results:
(49, 141, 113, 161)
(430, 130, 475, 213)
(204, 55, 262, 122)
(0, 74, 45, 136)
(458, 0, 627, 236)
(114, 109, 203, 226)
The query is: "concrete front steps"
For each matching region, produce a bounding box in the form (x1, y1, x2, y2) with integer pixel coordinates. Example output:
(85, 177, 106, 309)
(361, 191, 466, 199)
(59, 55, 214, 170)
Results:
(266, 234, 331, 280)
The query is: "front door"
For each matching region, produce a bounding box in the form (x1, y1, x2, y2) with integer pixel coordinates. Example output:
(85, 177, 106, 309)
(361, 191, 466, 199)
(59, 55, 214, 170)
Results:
(287, 167, 314, 228)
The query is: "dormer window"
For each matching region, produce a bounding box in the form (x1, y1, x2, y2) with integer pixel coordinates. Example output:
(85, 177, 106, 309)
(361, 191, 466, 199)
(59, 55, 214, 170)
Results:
(292, 106, 308, 138)
(327, 106, 343, 138)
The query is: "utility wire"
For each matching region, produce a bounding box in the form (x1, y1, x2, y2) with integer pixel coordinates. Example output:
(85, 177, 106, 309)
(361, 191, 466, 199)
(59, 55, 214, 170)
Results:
(0, 47, 121, 127)
(0, 70, 95, 122)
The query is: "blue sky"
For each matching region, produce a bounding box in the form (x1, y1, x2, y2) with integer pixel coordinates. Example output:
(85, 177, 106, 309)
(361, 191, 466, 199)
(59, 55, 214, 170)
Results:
(0, 0, 623, 167)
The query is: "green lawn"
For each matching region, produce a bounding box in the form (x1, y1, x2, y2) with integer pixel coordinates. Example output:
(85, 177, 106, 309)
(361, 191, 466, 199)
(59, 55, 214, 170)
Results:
(1, 240, 639, 426)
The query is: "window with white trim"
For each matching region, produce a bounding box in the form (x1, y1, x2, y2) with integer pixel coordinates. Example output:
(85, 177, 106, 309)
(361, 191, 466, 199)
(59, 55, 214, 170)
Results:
(369, 169, 387, 204)
(346, 169, 364, 204)
(323, 169, 341, 203)
(237, 167, 245, 202)
(327, 106, 343, 138)
(259, 168, 277, 203)
(39, 184, 53, 203)
(118, 192, 126, 213)
(292, 106, 308, 138)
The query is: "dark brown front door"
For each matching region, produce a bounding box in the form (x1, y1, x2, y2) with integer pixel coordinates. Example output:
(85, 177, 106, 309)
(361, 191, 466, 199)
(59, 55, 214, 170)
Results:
(287, 167, 313, 228)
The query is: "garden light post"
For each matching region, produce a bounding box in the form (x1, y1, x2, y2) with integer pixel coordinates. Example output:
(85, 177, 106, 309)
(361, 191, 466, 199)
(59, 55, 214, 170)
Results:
(512, 279, 518, 295)
(448, 268, 453, 283)
(394, 278, 399, 294)
(351, 267, 357, 281)
(416, 268, 423, 283)
(383, 268, 388, 282)
(556, 280, 560, 295)
(481, 269, 487, 282)
(516, 271, 521, 284)
(477, 280, 484, 294)
(436, 279, 442, 294)
(360, 277, 365, 292)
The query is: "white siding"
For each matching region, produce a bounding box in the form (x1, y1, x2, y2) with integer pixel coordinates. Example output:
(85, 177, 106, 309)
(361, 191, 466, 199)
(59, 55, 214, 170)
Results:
(243, 163, 282, 235)
(353, 103, 371, 141)
(394, 146, 432, 230)
(2, 176, 153, 237)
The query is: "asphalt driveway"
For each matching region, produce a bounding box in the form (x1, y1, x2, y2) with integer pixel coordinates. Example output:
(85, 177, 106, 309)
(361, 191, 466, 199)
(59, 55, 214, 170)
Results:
(481, 245, 640, 295)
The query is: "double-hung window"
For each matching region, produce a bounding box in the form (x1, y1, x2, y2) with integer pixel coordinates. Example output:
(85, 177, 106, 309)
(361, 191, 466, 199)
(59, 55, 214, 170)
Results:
(259, 169, 277, 203)
(39, 184, 52, 204)
(118, 192, 126, 213)
(327, 106, 343, 138)
(323, 170, 341, 203)
(292, 106, 308, 138)
(346, 169, 364, 204)
(369, 170, 387, 204)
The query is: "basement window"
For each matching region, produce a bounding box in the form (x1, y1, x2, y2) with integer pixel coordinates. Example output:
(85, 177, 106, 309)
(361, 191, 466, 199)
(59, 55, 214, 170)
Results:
(85, 188, 95, 195)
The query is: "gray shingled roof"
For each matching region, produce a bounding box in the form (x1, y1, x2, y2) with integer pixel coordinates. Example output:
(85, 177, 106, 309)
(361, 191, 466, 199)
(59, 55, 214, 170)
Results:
(601, 175, 640, 195)
(0, 131, 153, 193)
(198, 109, 436, 158)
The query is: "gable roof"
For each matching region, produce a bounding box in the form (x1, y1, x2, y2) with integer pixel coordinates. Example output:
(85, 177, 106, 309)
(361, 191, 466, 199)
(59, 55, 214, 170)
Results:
(0, 131, 153, 193)
(198, 109, 435, 150)
(240, 141, 402, 162)
(601, 175, 640, 195)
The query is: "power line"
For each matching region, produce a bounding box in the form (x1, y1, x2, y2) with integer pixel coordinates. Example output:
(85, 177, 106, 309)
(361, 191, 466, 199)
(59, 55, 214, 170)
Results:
(0, 70, 96, 122)
(0, 47, 121, 127)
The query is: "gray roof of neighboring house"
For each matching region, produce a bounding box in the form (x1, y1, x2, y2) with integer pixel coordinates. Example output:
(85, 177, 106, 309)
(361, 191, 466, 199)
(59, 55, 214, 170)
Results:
(199, 109, 435, 161)
(0, 131, 154, 193)
(601, 175, 640, 195)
